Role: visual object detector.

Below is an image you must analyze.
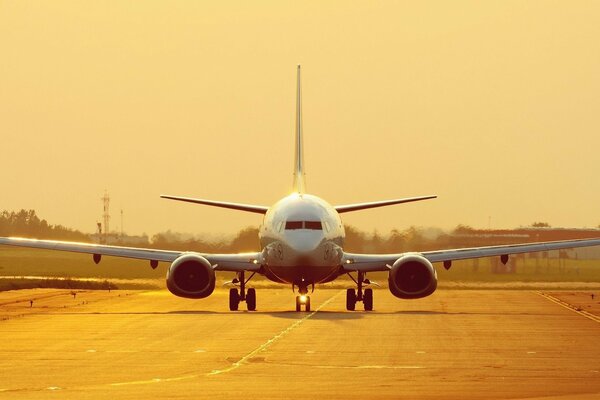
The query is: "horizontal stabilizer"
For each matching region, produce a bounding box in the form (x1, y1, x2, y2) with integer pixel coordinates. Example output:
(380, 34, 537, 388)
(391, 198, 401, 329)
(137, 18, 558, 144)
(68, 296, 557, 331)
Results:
(160, 195, 269, 214)
(334, 195, 437, 213)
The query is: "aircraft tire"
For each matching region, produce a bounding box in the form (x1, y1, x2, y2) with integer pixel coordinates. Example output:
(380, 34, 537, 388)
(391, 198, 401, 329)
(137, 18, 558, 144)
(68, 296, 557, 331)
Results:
(246, 288, 256, 311)
(346, 288, 356, 311)
(229, 288, 240, 311)
(305, 296, 311, 312)
(295, 296, 301, 312)
(363, 288, 373, 311)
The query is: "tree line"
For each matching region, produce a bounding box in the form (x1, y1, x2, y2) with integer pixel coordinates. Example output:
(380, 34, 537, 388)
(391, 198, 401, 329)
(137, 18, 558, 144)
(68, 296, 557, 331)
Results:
(0, 210, 89, 241)
(2, 209, 598, 254)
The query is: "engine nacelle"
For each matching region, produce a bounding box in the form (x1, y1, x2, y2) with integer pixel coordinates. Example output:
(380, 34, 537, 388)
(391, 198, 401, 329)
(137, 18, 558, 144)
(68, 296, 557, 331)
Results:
(166, 254, 215, 299)
(388, 254, 437, 299)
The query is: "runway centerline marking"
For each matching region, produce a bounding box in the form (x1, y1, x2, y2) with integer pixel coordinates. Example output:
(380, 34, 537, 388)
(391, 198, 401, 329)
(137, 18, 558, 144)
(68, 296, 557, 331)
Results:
(207, 290, 343, 377)
(110, 290, 343, 387)
(535, 291, 600, 323)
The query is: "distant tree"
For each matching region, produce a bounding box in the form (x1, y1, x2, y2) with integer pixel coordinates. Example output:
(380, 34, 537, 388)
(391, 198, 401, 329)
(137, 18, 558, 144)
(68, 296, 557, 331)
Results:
(386, 229, 406, 253)
(0, 209, 89, 241)
(343, 225, 368, 252)
(531, 222, 551, 228)
(453, 224, 475, 234)
(403, 226, 425, 250)
(229, 227, 260, 252)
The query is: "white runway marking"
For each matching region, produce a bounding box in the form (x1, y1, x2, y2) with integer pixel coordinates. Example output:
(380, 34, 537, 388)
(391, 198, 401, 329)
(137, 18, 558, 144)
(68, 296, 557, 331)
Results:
(536, 292, 600, 323)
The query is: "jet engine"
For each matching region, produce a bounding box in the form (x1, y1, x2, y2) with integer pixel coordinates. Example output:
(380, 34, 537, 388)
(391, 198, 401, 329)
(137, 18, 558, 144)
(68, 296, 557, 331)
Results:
(388, 254, 437, 299)
(166, 254, 215, 299)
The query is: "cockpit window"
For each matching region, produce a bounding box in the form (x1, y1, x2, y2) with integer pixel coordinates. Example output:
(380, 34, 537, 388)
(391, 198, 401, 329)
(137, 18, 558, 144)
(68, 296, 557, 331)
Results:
(285, 221, 323, 230)
(304, 221, 322, 230)
(285, 221, 303, 230)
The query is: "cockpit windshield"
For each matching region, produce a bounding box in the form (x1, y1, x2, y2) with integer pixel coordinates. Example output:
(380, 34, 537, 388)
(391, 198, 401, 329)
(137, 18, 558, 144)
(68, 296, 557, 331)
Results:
(285, 220, 322, 230)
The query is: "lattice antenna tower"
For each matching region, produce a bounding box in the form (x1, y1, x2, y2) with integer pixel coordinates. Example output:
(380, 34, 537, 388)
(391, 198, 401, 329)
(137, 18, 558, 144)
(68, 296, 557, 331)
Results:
(101, 190, 110, 242)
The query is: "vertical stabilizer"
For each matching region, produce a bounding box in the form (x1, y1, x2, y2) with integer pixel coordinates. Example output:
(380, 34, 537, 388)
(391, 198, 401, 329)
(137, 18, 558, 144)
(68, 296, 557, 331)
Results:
(293, 65, 306, 193)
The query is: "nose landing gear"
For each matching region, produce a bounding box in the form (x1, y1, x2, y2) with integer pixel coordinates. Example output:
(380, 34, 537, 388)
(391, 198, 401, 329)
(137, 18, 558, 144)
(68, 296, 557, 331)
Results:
(346, 271, 374, 311)
(295, 294, 311, 312)
(293, 282, 312, 312)
(229, 271, 257, 311)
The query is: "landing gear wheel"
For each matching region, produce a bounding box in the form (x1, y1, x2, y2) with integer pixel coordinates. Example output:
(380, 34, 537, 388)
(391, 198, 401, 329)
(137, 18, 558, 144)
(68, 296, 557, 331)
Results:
(246, 288, 256, 311)
(363, 288, 373, 311)
(229, 288, 240, 311)
(295, 296, 301, 312)
(305, 296, 311, 312)
(346, 288, 356, 311)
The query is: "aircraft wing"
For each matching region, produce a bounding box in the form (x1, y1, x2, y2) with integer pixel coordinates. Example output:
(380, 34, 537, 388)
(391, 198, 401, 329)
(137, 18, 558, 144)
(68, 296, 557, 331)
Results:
(343, 237, 600, 272)
(0, 237, 261, 272)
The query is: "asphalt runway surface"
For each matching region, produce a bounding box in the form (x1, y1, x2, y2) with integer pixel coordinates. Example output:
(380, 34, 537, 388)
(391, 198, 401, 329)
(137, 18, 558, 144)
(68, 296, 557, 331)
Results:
(1, 288, 599, 399)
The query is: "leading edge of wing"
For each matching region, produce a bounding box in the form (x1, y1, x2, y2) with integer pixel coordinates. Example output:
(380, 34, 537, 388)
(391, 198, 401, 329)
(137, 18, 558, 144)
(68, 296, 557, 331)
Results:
(160, 195, 269, 214)
(334, 195, 437, 213)
(343, 237, 600, 272)
(0, 236, 262, 272)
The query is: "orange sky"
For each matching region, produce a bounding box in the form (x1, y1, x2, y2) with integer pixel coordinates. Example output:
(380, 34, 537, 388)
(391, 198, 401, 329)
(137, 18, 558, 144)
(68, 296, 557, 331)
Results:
(1, 1, 599, 237)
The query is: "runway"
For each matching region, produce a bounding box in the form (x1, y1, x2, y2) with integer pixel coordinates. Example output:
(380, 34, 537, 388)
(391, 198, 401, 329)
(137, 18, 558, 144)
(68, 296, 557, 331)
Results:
(1, 288, 599, 399)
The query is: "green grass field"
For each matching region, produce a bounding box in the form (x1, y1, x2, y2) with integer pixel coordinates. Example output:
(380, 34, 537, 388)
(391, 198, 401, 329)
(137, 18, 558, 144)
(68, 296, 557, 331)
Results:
(1, 246, 599, 286)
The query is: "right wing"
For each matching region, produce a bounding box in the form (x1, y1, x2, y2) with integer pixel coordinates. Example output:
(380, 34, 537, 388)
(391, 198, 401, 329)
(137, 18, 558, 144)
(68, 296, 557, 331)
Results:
(343, 237, 600, 272)
(0, 237, 261, 272)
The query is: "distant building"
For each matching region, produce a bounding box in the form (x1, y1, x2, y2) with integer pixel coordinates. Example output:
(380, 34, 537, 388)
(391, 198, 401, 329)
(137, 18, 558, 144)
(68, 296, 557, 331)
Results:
(452, 227, 600, 260)
(89, 233, 149, 246)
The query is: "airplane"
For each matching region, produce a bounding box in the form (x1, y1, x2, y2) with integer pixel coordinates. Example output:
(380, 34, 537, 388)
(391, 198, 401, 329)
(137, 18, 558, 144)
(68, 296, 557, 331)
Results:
(1, 65, 600, 312)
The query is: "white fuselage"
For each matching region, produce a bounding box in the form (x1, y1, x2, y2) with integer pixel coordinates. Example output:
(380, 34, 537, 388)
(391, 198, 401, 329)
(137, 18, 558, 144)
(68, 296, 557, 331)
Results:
(259, 193, 345, 288)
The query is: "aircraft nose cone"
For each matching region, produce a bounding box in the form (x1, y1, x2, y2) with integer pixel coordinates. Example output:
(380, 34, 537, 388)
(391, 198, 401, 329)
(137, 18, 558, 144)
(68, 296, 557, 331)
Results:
(286, 232, 323, 253)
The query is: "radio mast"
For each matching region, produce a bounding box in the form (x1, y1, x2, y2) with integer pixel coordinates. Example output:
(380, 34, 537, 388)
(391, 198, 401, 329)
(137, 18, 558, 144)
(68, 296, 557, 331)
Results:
(101, 190, 110, 243)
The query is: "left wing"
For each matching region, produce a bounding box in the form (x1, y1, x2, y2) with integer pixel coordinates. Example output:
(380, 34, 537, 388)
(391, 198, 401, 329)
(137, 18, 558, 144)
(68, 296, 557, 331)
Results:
(343, 237, 600, 272)
(0, 237, 261, 272)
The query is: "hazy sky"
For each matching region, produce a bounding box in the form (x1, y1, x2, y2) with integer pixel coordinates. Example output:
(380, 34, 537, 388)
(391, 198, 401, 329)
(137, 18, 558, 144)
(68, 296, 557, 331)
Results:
(1, 1, 599, 237)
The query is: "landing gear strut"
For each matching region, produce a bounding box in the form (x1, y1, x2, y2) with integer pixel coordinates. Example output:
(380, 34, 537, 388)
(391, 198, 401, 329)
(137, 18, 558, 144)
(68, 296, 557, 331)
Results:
(346, 271, 373, 311)
(229, 271, 257, 311)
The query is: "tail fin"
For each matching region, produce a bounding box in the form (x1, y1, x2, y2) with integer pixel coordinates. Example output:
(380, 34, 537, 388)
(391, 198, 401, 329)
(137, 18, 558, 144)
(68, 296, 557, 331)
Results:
(293, 65, 306, 193)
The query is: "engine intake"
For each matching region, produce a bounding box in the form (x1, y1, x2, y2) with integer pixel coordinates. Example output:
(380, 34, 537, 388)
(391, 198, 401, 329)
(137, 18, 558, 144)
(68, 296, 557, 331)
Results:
(388, 254, 437, 299)
(166, 254, 215, 299)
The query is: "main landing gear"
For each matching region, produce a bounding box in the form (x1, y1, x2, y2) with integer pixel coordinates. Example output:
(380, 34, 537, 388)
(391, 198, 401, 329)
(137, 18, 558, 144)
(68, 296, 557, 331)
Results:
(346, 271, 373, 311)
(229, 271, 256, 311)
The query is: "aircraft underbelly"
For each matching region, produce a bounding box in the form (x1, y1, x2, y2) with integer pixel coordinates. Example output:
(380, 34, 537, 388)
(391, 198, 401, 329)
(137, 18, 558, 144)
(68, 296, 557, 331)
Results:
(264, 264, 340, 285)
